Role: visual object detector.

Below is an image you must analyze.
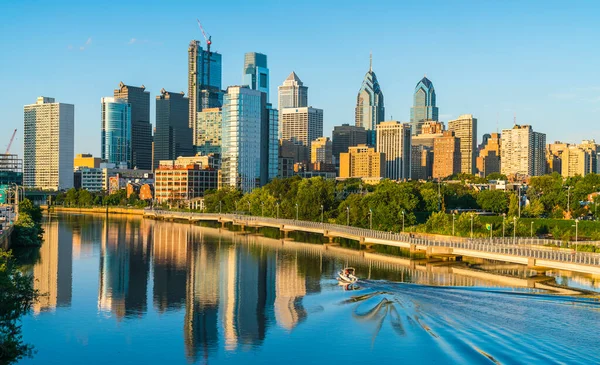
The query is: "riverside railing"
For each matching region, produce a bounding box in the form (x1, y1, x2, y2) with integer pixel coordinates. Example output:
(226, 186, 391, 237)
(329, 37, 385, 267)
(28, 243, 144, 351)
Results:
(145, 210, 600, 266)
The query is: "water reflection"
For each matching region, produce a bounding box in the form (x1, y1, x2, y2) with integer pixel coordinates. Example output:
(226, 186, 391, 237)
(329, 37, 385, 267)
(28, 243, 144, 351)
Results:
(24, 214, 600, 364)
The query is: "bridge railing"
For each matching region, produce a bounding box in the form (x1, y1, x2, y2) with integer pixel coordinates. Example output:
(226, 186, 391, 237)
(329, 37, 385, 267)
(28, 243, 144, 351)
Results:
(144, 209, 600, 266)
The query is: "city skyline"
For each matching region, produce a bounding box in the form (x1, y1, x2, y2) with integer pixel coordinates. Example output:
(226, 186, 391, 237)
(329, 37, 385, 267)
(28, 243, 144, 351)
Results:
(2, 1, 600, 158)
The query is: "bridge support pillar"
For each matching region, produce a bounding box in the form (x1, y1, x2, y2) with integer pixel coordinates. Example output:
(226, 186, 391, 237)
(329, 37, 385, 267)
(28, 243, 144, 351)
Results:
(282, 230, 289, 239)
(410, 244, 418, 254)
(527, 258, 536, 268)
(221, 221, 226, 229)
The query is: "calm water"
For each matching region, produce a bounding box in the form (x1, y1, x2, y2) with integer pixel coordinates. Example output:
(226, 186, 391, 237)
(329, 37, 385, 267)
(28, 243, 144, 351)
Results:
(18, 213, 600, 364)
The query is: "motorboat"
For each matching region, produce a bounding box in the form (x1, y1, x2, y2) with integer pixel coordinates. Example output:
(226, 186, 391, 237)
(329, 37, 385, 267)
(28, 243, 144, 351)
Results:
(337, 267, 358, 284)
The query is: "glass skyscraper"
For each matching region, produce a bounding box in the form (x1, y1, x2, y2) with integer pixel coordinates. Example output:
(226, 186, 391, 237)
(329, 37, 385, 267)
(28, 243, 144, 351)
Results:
(101, 97, 131, 167)
(355, 56, 384, 146)
(410, 76, 439, 135)
(243, 52, 269, 102)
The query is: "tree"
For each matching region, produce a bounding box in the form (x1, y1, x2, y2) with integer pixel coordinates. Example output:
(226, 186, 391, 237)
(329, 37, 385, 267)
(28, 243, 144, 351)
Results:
(77, 190, 94, 207)
(64, 188, 78, 207)
(0, 249, 38, 364)
(486, 172, 508, 181)
(508, 193, 519, 217)
(523, 198, 544, 218)
(476, 190, 508, 213)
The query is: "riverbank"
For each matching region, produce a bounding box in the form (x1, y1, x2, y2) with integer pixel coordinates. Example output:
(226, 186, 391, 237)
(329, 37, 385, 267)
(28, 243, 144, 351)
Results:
(43, 206, 145, 215)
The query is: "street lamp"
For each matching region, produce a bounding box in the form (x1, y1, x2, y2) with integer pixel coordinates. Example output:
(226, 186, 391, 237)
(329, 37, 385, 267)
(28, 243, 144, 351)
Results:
(261, 202, 264, 217)
(219, 200, 222, 214)
(574, 219, 579, 251)
(346, 206, 350, 226)
(320, 204, 324, 224)
(530, 221, 534, 237)
(452, 213, 455, 236)
(513, 216, 517, 243)
(470, 214, 474, 239)
(247, 201, 251, 215)
(566, 185, 572, 218)
(369, 208, 373, 230)
(295, 203, 299, 220)
(276, 202, 279, 219)
(402, 210, 406, 232)
(502, 213, 506, 238)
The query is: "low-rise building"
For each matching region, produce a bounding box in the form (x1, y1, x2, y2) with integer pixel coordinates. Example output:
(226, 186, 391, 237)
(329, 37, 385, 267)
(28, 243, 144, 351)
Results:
(154, 156, 220, 203)
(339, 144, 385, 180)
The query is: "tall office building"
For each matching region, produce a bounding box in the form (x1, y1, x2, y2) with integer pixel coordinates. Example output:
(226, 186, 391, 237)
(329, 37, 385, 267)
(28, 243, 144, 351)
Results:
(501, 125, 546, 178)
(278, 72, 308, 110)
(195, 108, 222, 155)
(476, 132, 501, 177)
(114, 82, 152, 170)
(154, 89, 193, 170)
(101, 97, 131, 167)
(23, 97, 74, 190)
(280, 107, 323, 149)
(243, 52, 269, 102)
(332, 124, 368, 164)
(433, 131, 461, 179)
(448, 114, 477, 175)
(376, 121, 412, 180)
(355, 56, 384, 146)
(188, 40, 223, 135)
(310, 137, 333, 164)
(222, 86, 278, 192)
(410, 77, 439, 135)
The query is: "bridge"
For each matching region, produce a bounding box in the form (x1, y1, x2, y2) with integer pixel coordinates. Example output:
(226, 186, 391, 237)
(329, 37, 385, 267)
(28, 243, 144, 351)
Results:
(144, 209, 600, 275)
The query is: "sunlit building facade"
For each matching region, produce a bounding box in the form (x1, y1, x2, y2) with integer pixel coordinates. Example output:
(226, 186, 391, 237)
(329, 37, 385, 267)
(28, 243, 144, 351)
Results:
(376, 121, 412, 180)
(448, 114, 477, 175)
(410, 77, 439, 135)
(195, 108, 222, 155)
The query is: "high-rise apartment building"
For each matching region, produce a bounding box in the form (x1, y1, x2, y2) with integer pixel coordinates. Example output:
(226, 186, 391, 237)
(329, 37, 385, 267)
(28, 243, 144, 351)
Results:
(561, 146, 591, 177)
(101, 97, 131, 167)
(376, 121, 412, 180)
(410, 77, 439, 135)
(23, 97, 74, 190)
(114, 82, 152, 170)
(476, 132, 501, 177)
(221, 86, 277, 192)
(433, 131, 461, 179)
(243, 52, 269, 101)
(547, 141, 570, 174)
(154, 89, 192, 170)
(278, 72, 308, 110)
(195, 108, 222, 155)
(188, 40, 223, 137)
(501, 125, 546, 178)
(355, 56, 384, 146)
(339, 144, 385, 180)
(448, 114, 477, 175)
(310, 137, 333, 164)
(331, 124, 368, 164)
(579, 139, 600, 174)
(280, 107, 323, 149)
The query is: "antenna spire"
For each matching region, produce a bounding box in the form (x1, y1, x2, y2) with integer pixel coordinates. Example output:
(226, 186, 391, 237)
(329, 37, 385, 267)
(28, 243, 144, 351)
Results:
(369, 52, 372, 72)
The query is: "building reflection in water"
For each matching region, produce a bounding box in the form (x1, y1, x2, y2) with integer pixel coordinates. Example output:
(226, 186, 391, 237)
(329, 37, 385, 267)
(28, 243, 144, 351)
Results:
(98, 216, 151, 319)
(152, 222, 188, 313)
(33, 215, 72, 313)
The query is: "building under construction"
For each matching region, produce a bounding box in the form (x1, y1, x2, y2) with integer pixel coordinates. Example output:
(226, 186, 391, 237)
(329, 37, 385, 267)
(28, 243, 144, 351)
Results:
(0, 154, 23, 185)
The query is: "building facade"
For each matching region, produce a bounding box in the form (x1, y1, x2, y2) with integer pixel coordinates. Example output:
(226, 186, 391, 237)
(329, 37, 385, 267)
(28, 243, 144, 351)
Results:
(74, 153, 101, 169)
(195, 108, 222, 155)
(331, 124, 368, 165)
(561, 146, 591, 177)
(188, 40, 223, 132)
(114, 82, 152, 170)
(476, 132, 501, 177)
(411, 145, 433, 181)
(0, 154, 23, 186)
(154, 89, 192, 170)
(310, 137, 333, 165)
(24, 97, 74, 190)
(433, 131, 461, 179)
(410, 77, 439, 135)
(101, 97, 131, 167)
(376, 121, 412, 180)
(243, 52, 269, 101)
(278, 72, 308, 111)
(280, 107, 323, 149)
(448, 114, 477, 175)
(155, 156, 219, 203)
(501, 125, 546, 178)
(355, 57, 384, 146)
(339, 144, 385, 180)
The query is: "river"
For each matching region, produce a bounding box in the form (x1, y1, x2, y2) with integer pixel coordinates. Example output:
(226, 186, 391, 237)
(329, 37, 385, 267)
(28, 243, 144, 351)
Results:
(18, 213, 600, 364)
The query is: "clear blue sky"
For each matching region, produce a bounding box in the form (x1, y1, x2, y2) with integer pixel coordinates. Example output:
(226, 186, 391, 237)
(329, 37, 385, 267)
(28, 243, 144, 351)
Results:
(1, 0, 600, 157)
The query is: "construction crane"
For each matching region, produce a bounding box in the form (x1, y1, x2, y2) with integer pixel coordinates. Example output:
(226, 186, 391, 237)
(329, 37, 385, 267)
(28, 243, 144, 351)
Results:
(197, 19, 213, 88)
(4, 129, 16, 154)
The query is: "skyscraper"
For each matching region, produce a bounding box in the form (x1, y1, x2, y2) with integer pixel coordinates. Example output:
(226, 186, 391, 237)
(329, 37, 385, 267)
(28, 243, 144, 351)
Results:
(448, 114, 477, 175)
(101, 97, 131, 168)
(280, 107, 323, 150)
(23, 97, 74, 190)
(114, 82, 152, 170)
(410, 77, 439, 135)
(332, 124, 368, 164)
(278, 72, 308, 110)
(243, 52, 269, 102)
(501, 125, 546, 178)
(154, 89, 193, 170)
(188, 40, 223, 134)
(376, 121, 412, 180)
(310, 137, 333, 165)
(222, 86, 278, 192)
(195, 108, 222, 155)
(355, 55, 384, 146)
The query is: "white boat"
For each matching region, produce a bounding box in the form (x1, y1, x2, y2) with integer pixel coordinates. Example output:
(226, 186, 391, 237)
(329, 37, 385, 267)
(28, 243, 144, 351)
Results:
(337, 267, 358, 283)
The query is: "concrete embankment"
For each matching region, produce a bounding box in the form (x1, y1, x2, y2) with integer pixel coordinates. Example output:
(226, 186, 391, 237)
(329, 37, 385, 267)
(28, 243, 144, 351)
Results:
(43, 206, 145, 215)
